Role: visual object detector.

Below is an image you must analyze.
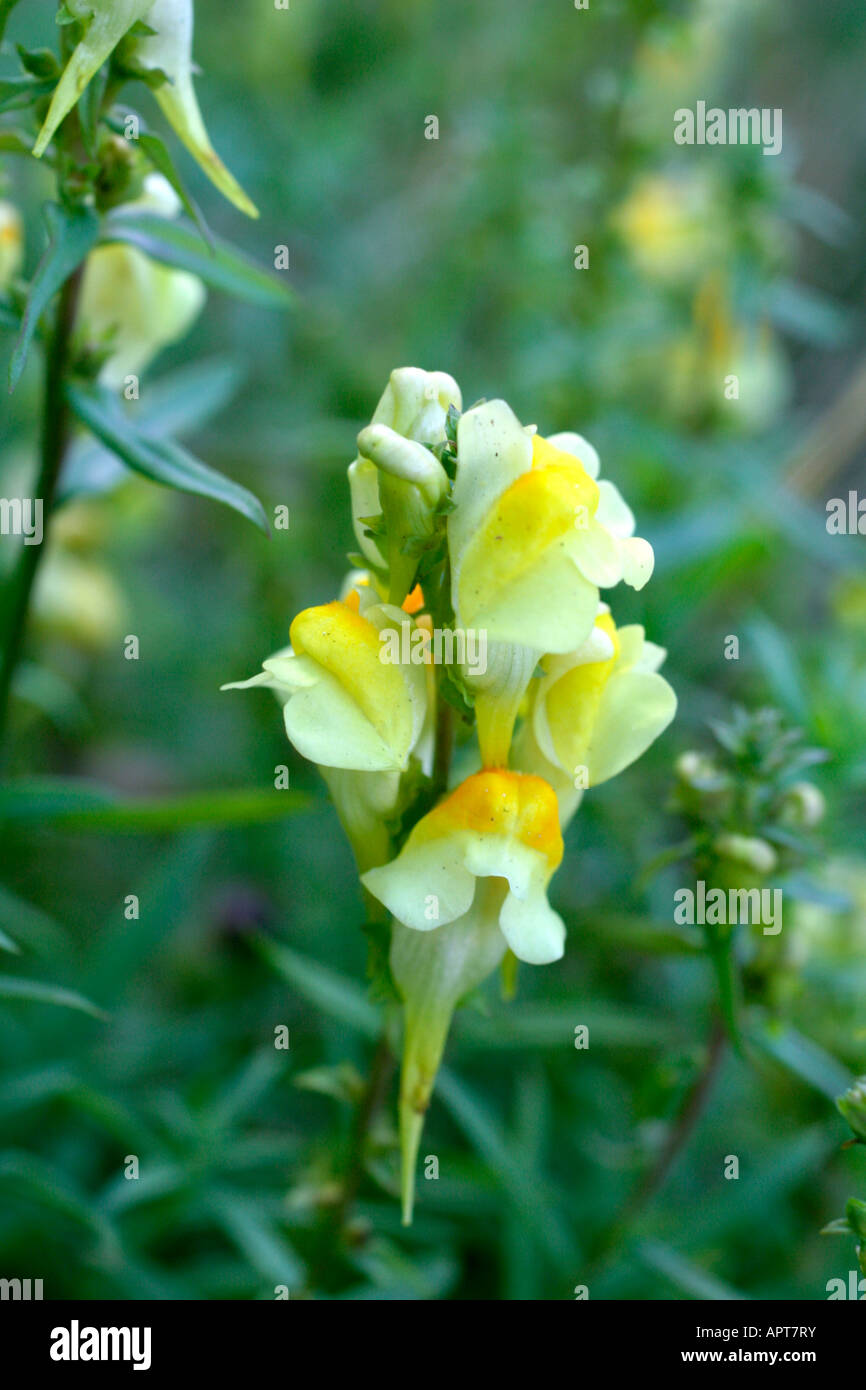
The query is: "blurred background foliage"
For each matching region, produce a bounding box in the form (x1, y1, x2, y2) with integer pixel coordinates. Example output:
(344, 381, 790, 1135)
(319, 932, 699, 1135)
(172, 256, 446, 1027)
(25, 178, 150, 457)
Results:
(0, 0, 865, 1300)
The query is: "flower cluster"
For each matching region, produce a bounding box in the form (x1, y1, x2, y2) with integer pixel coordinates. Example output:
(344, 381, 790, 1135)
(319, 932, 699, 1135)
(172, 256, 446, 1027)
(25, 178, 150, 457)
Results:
(225, 368, 676, 1220)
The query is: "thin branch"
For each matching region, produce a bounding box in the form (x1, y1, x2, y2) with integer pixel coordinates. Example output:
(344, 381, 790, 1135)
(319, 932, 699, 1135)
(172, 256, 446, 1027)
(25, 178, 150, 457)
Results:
(0, 265, 83, 755)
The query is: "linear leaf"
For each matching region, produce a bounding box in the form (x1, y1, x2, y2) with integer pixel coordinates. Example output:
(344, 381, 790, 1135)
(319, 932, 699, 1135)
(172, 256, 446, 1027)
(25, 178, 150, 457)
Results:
(137, 131, 213, 246)
(0, 883, 69, 958)
(0, 0, 23, 44)
(100, 211, 292, 309)
(9, 201, 99, 391)
(66, 380, 269, 532)
(0, 974, 107, 1018)
(0, 777, 307, 830)
(257, 938, 381, 1039)
(751, 1018, 852, 1100)
(0, 925, 20, 954)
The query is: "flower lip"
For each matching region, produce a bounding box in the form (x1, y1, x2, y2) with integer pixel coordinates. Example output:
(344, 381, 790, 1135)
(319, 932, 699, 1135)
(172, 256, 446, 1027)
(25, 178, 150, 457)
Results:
(414, 769, 564, 873)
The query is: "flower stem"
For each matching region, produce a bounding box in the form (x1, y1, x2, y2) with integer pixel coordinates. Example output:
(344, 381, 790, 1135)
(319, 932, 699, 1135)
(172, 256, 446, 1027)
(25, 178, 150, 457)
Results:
(336, 1030, 395, 1223)
(0, 266, 83, 758)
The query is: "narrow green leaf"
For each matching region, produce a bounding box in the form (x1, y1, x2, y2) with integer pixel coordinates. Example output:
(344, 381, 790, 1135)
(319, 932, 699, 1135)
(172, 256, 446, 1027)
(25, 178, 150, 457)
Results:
(751, 1018, 853, 1100)
(461, 1000, 677, 1051)
(256, 938, 381, 1039)
(100, 211, 293, 309)
(822, 1217, 854, 1236)
(0, 777, 307, 829)
(59, 357, 243, 502)
(66, 380, 269, 533)
(0, 974, 107, 1019)
(637, 1240, 749, 1301)
(126, 356, 243, 438)
(0, 925, 20, 954)
(9, 201, 99, 392)
(0, 75, 55, 114)
(436, 1067, 579, 1274)
(205, 1051, 286, 1133)
(137, 131, 213, 247)
(205, 1186, 304, 1286)
(0, 883, 68, 958)
(0, 0, 23, 43)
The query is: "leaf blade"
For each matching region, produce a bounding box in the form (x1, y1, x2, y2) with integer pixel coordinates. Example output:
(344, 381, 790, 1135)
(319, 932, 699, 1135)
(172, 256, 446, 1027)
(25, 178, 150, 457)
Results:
(99, 212, 292, 309)
(66, 380, 269, 533)
(0, 778, 308, 830)
(0, 974, 107, 1019)
(9, 201, 99, 392)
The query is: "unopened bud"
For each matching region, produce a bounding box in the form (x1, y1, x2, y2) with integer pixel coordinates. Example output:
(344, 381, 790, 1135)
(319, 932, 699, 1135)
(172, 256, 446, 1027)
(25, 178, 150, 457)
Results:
(357, 424, 447, 504)
(714, 833, 777, 875)
(845, 1197, 866, 1241)
(675, 750, 717, 785)
(837, 1078, 866, 1142)
(781, 781, 826, 829)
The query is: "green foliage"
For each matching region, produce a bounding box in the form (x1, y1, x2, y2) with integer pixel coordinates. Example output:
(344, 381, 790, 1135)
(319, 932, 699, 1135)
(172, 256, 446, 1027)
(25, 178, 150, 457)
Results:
(9, 200, 98, 390)
(66, 381, 270, 533)
(0, 0, 864, 1301)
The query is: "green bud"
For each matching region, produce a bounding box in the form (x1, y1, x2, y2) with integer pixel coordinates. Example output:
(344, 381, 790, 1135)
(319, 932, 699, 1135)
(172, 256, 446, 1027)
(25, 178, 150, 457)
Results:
(845, 1197, 866, 1241)
(780, 781, 826, 829)
(714, 833, 777, 875)
(356, 424, 447, 505)
(837, 1077, 866, 1141)
(675, 750, 718, 784)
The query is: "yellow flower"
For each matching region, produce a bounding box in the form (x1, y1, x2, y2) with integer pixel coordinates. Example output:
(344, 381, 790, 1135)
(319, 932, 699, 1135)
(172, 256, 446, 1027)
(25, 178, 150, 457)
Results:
(77, 175, 205, 388)
(223, 582, 432, 870)
(513, 607, 677, 825)
(613, 172, 720, 285)
(448, 401, 653, 765)
(32, 551, 125, 651)
(363, 769, 565, 965)
(363, 768, 565, 1223)
(0, 200, 23, 289)
(224, 588, 428, 775)
(450, 404, 653, 654)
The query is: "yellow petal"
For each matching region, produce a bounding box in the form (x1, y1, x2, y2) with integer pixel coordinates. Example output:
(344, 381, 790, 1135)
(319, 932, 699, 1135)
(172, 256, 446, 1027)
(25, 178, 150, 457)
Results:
(289, 600, 419, 763)
(414, 769, 563, 873)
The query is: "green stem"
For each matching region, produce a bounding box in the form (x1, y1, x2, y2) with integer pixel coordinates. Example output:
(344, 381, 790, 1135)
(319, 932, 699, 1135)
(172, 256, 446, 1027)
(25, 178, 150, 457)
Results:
(586, 1015, 727, 1275)
(0, 266, 83, 757)
(334, 1030, 395, 1226)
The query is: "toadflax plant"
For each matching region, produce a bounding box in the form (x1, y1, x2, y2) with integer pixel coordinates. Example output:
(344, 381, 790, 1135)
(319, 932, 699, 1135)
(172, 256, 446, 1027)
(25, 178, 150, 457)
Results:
(225, 367, 677, 1222)
(0, 0, 289, 750)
